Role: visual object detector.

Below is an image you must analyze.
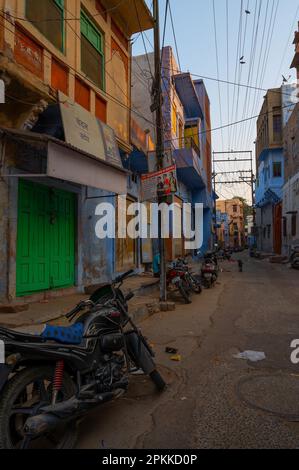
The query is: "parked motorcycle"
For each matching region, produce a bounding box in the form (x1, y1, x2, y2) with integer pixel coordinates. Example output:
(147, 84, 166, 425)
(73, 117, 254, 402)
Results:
(166, 263, 192, 304)
(201, 257, 218, 289)
(174, 258, 202, 295)
(0, 270, 166, 449)
(204, 251, 220, 271)
(290, 246, 299, 270)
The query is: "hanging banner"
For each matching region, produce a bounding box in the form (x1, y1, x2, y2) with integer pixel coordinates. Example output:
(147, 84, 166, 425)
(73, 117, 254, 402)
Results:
(141, 165, 178, 202)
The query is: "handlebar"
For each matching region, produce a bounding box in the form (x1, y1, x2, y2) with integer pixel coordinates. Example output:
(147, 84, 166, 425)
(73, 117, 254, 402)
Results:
(114, 269, 135, 284)
(65, 300, 93, 319)
(66, 304, 83, 319)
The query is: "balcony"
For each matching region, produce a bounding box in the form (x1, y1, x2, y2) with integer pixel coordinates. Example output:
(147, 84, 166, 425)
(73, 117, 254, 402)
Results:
(173, 144, 206, 191)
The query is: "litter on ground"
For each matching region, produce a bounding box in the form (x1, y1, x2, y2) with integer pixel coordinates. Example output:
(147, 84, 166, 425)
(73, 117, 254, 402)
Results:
(233, 351, 266, 363)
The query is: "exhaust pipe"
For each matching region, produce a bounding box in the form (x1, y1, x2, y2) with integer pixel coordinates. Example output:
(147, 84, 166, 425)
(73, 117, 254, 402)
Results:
(23, 392, 117, 438)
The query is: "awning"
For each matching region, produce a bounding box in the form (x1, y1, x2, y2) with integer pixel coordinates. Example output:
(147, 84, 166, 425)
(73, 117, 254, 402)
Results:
(47, 142, 127, 194)
(0, 127, 128, 195)
(101, 0, 154, 35)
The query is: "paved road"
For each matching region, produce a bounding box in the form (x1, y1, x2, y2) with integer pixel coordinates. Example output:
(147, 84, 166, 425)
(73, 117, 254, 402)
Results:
(77, 253, 299, 449)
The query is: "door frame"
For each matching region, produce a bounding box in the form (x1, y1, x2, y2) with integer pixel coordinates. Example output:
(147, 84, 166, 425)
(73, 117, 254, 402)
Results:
(16, 180, 77, 297)
(9, 176, 80, 301)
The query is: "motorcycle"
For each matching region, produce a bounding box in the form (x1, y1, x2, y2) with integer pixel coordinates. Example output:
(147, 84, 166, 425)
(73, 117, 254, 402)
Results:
(201, 256, 219, 289)
(204, 251, 220, 271)
(0, 270, 166, 449)
(290, 246, 299, 270)
(174, 258, 202, 295)
(166, 263, 193, 304)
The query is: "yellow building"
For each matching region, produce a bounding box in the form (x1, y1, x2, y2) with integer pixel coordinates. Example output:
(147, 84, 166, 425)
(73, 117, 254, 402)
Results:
(216, 198, 245, 248)
(255, 88, 283, 168)
(0, 1, 154, 305)
(0, 0, 153, 149)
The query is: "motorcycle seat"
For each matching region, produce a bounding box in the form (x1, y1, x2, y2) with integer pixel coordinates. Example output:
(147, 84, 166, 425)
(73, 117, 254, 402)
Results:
(41, 324, 84, 345)
(0, 324, 84, 346)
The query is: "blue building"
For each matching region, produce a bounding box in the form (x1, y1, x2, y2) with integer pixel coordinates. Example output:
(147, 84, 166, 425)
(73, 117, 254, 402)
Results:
(255, 88, 284, 254)
(171, 73, 214, 255)
(131, 46, 214, 259)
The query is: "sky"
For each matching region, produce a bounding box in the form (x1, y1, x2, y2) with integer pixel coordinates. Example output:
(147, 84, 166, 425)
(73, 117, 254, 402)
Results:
(132, 0, 299, 202)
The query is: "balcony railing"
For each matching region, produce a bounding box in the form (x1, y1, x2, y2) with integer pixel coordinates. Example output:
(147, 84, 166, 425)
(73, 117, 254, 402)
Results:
(184, 137, 201, 159)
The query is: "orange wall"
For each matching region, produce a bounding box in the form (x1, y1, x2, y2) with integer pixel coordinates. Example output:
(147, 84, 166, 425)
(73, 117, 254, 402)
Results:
(75, 78, 90, 111)
(14, 26, 43, 79)
(51, 58, 69, 96)
(95, 95, 107, 123)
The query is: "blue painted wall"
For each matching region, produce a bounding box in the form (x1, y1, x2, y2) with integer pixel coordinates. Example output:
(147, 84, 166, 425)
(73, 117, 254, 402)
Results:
(256, 148, 284, 206)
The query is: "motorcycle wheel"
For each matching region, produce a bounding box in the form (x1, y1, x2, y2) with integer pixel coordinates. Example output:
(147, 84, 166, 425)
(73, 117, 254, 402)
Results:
(149, 370, 166, 392)
(0, 366, 77, 449)
(177, 280, 192, 304)
(189, 275, 202, 294)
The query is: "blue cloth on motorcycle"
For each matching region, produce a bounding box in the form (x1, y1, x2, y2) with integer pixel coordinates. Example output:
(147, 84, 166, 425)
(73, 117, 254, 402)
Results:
(41, 323, 84, 345)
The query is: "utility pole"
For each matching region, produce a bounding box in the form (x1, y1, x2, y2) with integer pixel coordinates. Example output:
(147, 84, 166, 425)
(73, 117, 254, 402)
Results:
(153, 0, 167, 302)
(212, 151, 218, 247)
(212, 150, 255, 248)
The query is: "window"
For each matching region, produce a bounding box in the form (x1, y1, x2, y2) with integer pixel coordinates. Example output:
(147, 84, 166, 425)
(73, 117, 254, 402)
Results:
(178, 121, 184, 149)
(273, 162, 282, 178)
(172, 104, 177, 135)
(81, 10, 105, 90)
(233, 205, 238, 213)
(267, 225, 271, 239)
(292, 214, 297, 237)
(26, 0, 64, 52)
(273, 113, 282, 142)
(283, 218, 287, 238)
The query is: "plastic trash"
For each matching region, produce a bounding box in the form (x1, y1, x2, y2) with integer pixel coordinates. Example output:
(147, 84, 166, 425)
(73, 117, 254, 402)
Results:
(170, 354, 182, 362)
(233, 351, 266, 362)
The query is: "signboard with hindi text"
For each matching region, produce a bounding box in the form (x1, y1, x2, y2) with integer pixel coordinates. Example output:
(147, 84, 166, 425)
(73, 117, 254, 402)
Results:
(141, 165, 178, 202)
(59, 91, 106, 161)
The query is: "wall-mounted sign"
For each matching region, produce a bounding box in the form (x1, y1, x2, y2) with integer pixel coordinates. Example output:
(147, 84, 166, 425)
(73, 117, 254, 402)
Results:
(141, 165, 178, 202)
(59, 91, 106, 161)
(99, 121, 122, 168)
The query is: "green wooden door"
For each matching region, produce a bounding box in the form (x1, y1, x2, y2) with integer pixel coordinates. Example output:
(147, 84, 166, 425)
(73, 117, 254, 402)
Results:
(16, 181, 76, 296)
(49, 188, 76, 289)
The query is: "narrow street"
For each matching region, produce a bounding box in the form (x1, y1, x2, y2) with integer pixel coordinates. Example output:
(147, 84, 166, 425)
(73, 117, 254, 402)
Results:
(77, 254, 299, 450)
